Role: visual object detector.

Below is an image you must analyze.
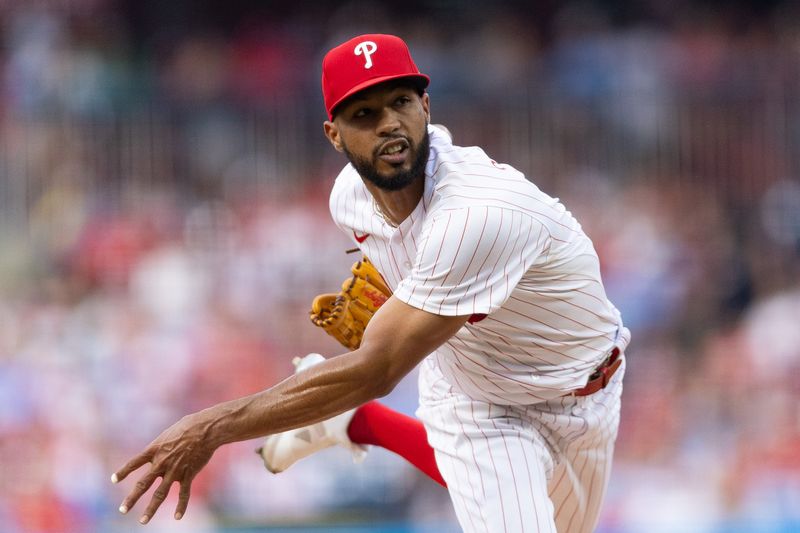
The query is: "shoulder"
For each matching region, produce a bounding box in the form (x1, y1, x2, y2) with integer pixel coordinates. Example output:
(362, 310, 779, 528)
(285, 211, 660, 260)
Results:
(328, 163, 371, 231)
(423, 128, 580, 237)
(424, 134, 542, 215)
(330, 164, 369, 212)
(330, 163, 363, 199)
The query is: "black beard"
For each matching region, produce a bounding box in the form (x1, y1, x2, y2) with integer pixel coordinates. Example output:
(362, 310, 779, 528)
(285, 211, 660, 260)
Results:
(343, 129, 430, 192)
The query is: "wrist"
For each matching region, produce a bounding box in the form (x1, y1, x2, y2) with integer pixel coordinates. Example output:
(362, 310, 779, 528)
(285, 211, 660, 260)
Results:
(192, 401, 245, 448)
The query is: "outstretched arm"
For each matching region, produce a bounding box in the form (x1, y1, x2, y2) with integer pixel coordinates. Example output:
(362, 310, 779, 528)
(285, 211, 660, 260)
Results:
(112, 296, 468, 524)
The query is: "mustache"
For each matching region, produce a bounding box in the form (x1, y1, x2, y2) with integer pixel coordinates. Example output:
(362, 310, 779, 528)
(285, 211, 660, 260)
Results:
(373, 135, 411, 158)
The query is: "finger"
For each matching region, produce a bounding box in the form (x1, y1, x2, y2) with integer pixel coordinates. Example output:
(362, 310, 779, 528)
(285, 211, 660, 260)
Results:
(174, 478, 192, 520)
(118, 470, 158, 515)
(111, 452, 152, 484)
(140, 476, 175, 524)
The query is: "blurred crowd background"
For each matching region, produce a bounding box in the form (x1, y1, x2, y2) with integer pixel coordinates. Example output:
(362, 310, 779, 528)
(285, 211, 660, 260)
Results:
(1, 0, 799, 532)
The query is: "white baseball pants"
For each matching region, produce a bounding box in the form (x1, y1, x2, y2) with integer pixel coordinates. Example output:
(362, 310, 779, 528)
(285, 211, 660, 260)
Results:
(417, 357, 625, 533)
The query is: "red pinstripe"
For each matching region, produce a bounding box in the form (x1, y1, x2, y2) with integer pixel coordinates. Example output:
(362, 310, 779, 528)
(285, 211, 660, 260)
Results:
(458, 327, 537, 368)
(436, 192, 577, 238)
(436, 180, 581, 232)
(474, 402, 508, 533)
(441, 207, 490, 315)
(513, 292, 615, 324)
(425, 366, 481, 531)
(482, 315, 586, 362)
(559, 405, 600, 530)
(571, 287, 613, 307)
(508, 296, 617, 337)
(499, 211, 518, 304)
(431, 209, 472, 312)
(480, 208, 512, 296)
(453, 333, 575, 394)
(491, 412, 526, 529)
(500, 306, 610, 354)
(419, 212, 453, 306)
(480, 329, 558, 366)
(446, 342, 561, 396)
(447, 372, 491, 531)
(405, 213, 439, 302)
(463, 208, 506, 314)
(395, 223, 414, 271)
(576, 409, 609, 532)
(386, 238, 404, 281)
(445, 344, 521, 398)
(511, 417, 542, 530)
(447, 337, 554, 401)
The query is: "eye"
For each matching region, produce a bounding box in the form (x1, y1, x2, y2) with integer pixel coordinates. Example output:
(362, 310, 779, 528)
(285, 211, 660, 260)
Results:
(353, 107, 372, 118)
(395, 95, 411, 106)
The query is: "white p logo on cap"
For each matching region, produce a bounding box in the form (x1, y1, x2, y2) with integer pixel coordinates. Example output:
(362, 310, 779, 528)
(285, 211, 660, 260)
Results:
(354, 41, 377, 69)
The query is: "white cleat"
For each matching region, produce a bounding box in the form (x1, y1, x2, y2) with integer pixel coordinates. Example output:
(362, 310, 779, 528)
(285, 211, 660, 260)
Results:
(256, 353, 367, 473)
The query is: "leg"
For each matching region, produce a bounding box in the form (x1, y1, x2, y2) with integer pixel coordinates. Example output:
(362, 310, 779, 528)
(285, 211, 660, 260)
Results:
(537, 360, 625, 533)
(348, 359, 625, 530)
(259, 354, 447, 485)
(347, 401, 446, 487)
(417, 361, 559, 533)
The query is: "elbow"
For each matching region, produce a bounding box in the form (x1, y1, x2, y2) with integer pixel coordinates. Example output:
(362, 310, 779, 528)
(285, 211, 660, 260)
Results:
(361, 364, 399, 400)
(372, 376, 398, 399)
(351, 349, 404, 400)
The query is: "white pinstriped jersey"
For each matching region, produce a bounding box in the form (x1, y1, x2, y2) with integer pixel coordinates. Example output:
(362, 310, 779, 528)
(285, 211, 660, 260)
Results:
(330, 124, 624, 404)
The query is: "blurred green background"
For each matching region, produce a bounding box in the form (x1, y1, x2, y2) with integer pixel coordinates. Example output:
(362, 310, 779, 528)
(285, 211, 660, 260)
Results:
(1, 1, 799, 532)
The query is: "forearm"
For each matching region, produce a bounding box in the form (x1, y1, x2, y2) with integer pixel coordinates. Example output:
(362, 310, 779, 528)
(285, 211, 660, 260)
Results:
(199, 350, 387, 447)
(111, 298, 468, 525)
(193, 297, 468, 449)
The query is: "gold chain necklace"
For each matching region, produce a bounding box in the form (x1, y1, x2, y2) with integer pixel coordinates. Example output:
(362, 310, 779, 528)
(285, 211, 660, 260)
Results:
(373, 198, 399, 228)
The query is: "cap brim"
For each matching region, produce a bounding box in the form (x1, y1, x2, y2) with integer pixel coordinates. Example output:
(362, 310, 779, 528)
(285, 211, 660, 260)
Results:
(328, 73, 430, 119)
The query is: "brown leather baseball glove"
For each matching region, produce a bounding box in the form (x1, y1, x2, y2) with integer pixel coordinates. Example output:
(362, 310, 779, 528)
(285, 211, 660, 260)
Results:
(309, 257, 392, 350)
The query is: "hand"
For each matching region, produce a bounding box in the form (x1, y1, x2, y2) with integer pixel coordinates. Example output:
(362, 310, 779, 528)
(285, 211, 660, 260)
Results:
(111, 412, 218, 524)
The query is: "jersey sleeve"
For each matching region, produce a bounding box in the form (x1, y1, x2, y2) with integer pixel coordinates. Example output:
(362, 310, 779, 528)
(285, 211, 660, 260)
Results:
(393, 206, 550, 316)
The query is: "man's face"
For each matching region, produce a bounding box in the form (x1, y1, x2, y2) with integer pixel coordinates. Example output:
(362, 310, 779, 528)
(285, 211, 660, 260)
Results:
(324, 81, 431, 191)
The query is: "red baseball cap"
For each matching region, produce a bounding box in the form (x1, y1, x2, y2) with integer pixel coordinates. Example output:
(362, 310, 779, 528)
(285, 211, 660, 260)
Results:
(322, 34, 430, 120)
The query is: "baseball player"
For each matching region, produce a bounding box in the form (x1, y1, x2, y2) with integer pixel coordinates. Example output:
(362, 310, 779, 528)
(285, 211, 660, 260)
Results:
(112, 34, 630, 533)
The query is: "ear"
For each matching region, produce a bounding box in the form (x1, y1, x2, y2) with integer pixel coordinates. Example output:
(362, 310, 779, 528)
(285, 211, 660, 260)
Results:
(323, 121, 344, 152)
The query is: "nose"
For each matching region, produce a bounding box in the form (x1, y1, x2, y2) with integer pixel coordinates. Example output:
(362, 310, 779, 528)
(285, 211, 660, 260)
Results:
(376, 107, 401, 136)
